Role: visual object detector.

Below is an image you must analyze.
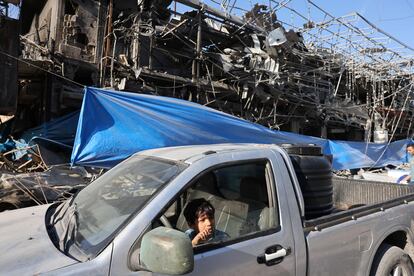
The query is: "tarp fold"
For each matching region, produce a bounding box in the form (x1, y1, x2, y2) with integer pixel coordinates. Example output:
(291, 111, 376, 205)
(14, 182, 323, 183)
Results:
(71, 87, 411, 170)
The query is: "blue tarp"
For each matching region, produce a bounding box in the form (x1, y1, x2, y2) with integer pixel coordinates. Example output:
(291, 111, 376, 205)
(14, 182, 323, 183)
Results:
(0, 117, 14, 143)
(0, 138, 34, 161)
(0, 111, 79, 163)
(326, 139, 410, 170)
(71, 87, 412, 170)
(21, 111, 80, 146)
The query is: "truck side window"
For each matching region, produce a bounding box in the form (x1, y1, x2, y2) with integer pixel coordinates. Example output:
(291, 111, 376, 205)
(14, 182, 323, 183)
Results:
(159, 160, 279, 248)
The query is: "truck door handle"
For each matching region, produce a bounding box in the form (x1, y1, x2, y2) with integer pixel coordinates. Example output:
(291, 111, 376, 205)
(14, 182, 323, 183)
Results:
(265, 248, 287, 261)
(257, 245, 291, 266)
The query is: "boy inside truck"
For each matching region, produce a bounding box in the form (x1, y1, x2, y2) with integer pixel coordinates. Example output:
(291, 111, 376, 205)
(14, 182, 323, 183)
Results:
(183, 198, 229, 246)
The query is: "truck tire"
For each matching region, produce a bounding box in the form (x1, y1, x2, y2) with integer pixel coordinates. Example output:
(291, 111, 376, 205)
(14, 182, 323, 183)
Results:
(370, 244, 414, 276)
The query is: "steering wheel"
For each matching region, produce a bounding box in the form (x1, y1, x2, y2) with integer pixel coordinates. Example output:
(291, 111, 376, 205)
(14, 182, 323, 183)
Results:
(160, 214, 173, 228)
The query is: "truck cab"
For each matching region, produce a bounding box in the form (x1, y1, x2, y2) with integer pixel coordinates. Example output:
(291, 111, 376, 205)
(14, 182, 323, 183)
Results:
(46, 144, 306, 275)
(1, 143, 414, 275)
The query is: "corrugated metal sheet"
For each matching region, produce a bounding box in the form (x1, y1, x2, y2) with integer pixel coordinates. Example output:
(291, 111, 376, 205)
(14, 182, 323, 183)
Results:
(333, 177, 414, 207)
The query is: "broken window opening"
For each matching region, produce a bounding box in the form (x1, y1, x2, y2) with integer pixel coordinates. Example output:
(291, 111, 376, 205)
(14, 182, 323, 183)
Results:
(73, 69, 95, 86)
(75, 32, 88, 46)
(65, 0, 78, 15)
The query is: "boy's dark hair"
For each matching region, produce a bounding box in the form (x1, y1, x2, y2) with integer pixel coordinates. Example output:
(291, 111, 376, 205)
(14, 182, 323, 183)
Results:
(183, 198, 215, 225)
(407, 143, 414, 149)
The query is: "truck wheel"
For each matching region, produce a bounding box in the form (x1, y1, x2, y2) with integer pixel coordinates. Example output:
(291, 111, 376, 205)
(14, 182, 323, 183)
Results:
(370, 244, 414, 276)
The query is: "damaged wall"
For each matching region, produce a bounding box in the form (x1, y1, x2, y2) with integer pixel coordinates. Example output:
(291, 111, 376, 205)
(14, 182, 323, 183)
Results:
(21, 0, 105, 64)
(99, 1, 370, 139)
(59, 0, 105, 63)
(15, 0, 105, 129)
(2, 0, 414, 143)
(1, 0, 414, 213)
(0, 16, 19, 115)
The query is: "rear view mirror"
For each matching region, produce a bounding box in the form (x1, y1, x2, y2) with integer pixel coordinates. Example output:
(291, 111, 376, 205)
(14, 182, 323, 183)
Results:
(140, 227, 194, 275)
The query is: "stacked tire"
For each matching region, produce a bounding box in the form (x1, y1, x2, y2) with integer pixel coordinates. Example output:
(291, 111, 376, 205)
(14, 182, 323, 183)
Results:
(281, 144, 333, 220)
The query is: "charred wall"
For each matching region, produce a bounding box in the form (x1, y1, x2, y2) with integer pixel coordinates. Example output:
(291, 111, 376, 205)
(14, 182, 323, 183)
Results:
(0, 16, 19, 115)
(21, 0, 105, 64)
(2, 0, 413, 143)
(16, 0, 106, 129)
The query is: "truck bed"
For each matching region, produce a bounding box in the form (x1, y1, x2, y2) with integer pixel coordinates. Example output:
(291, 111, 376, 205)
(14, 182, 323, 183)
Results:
(304, 178, 414, 231)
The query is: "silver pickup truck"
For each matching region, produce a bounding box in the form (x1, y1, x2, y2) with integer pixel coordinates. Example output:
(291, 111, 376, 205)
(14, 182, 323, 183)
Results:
(1, 143, 414, 276)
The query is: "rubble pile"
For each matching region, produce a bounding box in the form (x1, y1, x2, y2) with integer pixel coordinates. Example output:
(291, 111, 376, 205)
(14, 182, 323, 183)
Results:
(3, 0, 411, 142)
(0, 165, 92, 211)
(0, 139, 47, 173)
(0, 111, 96, 211)
(0, 0, 414, 211)
(0, 134, 98, 211)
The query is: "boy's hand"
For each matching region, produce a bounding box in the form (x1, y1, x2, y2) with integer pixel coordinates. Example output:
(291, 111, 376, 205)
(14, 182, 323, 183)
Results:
(192, 227, 213, 246)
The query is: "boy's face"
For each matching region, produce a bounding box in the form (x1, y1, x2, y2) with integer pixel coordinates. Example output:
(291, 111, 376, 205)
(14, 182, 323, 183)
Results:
(408, 146, 414, 156)
(194, 212, 215, 235)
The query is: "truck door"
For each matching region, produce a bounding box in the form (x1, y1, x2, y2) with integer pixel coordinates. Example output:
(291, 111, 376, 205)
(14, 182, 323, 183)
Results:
(111, 151, 298, 275)
(157, 157, 296, 275)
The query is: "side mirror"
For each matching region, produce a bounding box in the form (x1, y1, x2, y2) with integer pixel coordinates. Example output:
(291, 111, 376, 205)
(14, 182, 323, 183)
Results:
(140, 227, 194, 275)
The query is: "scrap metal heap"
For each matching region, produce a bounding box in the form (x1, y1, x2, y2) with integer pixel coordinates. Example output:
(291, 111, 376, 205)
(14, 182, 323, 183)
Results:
(0, 165, 92, 211)
(1, 0, 414, 209)
(9, 0, 414, 141)
(96, 0, 414, 142)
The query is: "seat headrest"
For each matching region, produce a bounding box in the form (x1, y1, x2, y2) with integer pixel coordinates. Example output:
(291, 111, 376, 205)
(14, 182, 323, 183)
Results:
(240, 176, 267, 204)
(193, 172, 220, 196)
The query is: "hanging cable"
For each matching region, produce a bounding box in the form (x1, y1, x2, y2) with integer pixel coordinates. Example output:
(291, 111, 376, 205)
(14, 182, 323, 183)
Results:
(0, 49, 85, 88)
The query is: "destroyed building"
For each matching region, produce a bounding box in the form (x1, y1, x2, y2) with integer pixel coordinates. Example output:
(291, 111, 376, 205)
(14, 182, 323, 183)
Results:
(1, 0, 414, 209)
(1, 0, 414, 142)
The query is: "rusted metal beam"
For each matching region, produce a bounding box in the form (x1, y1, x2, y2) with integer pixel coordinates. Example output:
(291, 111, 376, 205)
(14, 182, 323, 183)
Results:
(174, 0, 265, 33)
(192, 13, 202, 83)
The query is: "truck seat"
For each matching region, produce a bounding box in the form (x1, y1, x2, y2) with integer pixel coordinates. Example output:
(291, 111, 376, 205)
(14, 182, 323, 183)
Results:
(175, 172, 225, 230)
(175, 190, 249, 238)
(175, 172, 250, 238)
(239, 176, 268, 205)
(176, 172, 285, 239)
(257, 207, 278, 230)
(238, 176, 269, 234)
(191, 172, 223, 198)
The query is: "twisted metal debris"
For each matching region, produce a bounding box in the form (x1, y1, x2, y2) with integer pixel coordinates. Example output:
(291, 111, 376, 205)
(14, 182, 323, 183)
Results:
(1, 0, 413, 141)
(1, 0, 414, 210)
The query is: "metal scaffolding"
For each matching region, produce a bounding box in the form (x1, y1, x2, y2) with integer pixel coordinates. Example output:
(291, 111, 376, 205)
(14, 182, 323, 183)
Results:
(9, 0, 414, 142)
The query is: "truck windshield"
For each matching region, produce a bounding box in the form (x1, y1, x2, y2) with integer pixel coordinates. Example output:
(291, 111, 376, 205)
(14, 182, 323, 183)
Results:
(64, 155, 185, 258)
